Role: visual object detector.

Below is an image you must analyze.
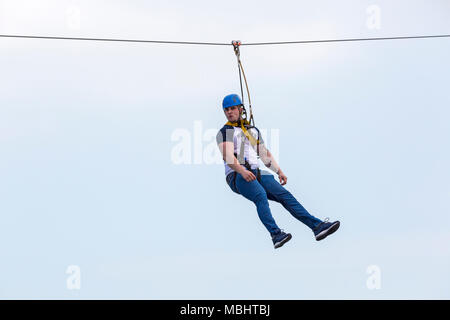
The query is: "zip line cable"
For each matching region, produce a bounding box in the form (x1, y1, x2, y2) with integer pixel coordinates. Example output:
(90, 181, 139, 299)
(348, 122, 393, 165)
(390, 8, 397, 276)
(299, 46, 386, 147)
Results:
(0, 33, 449, 46)
(241, 34, 450, 46)
(1, 33, 449, 127)
(0, 34, 230, 46)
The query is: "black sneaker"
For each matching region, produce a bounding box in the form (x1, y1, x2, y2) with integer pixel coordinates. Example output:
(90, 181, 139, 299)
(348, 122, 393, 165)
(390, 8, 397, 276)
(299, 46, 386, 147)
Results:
(271, 230, 292, 249)
(313, 218, 340, 241)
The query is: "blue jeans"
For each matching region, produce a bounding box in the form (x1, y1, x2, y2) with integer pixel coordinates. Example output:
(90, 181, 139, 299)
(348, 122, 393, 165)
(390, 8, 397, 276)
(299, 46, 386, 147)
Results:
(226, 169, 322, 235)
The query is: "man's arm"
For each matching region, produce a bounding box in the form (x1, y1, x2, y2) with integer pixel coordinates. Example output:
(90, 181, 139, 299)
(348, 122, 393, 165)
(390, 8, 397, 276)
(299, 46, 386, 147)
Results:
(258, 144, 288, 185)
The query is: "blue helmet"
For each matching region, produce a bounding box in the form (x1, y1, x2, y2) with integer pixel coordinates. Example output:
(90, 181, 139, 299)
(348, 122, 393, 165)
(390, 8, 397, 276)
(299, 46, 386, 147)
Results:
(222, 94, 243, 109)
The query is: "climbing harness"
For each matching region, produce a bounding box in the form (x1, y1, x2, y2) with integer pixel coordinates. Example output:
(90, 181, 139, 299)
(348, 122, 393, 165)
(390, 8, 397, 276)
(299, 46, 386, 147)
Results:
(225, 119, 260, 148)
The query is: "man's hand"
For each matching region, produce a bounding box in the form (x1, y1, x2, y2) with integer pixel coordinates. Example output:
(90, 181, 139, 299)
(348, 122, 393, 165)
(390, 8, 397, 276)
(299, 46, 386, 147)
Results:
(278, 170, 287, 185)
(241, 170, 257, 182)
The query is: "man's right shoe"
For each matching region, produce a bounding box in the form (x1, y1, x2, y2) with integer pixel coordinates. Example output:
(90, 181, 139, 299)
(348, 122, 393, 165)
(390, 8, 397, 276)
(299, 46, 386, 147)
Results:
(313, 218, 340, 241)
(272, 230, 292, 249)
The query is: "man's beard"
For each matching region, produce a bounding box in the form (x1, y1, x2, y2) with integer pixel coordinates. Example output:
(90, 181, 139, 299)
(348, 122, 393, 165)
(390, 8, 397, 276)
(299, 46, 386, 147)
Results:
(229, 115, 241, 123)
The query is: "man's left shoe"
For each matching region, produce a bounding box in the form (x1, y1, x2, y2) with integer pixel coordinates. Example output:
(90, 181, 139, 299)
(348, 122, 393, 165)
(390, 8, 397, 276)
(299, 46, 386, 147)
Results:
(272, 230, 292, 249)
(313, 218, 340, 241)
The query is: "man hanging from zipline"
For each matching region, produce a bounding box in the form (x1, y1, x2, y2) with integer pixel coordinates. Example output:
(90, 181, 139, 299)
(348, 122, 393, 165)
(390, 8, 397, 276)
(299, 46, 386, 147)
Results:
(216, 94, 340, 249)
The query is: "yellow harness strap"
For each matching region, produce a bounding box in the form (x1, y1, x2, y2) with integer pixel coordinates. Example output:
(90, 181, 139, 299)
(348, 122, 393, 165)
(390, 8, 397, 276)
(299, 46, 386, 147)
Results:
(225, 119, 260, 147)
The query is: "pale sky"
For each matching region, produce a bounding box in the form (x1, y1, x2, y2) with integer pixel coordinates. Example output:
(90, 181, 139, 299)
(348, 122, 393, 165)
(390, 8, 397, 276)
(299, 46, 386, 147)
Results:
(1, 0, 449, 299)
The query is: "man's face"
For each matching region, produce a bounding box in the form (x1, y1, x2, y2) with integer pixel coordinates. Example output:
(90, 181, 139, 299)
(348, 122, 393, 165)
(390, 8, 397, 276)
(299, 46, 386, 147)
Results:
(224, 105, 241, 122)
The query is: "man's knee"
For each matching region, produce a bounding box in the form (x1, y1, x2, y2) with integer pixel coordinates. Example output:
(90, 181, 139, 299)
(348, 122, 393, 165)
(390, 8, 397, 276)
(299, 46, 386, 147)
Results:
(271, 187, 293, 203)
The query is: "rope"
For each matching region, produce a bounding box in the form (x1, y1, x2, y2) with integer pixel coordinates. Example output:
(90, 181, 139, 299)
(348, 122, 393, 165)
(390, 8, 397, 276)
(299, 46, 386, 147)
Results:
(238, 59, 254, 126)
(0, 34, 230, 46)
(1, 33, 449, 46)
(242, 34, 450, 46)
(233, 43, 245, 111)
(232, 41, 255, 127)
